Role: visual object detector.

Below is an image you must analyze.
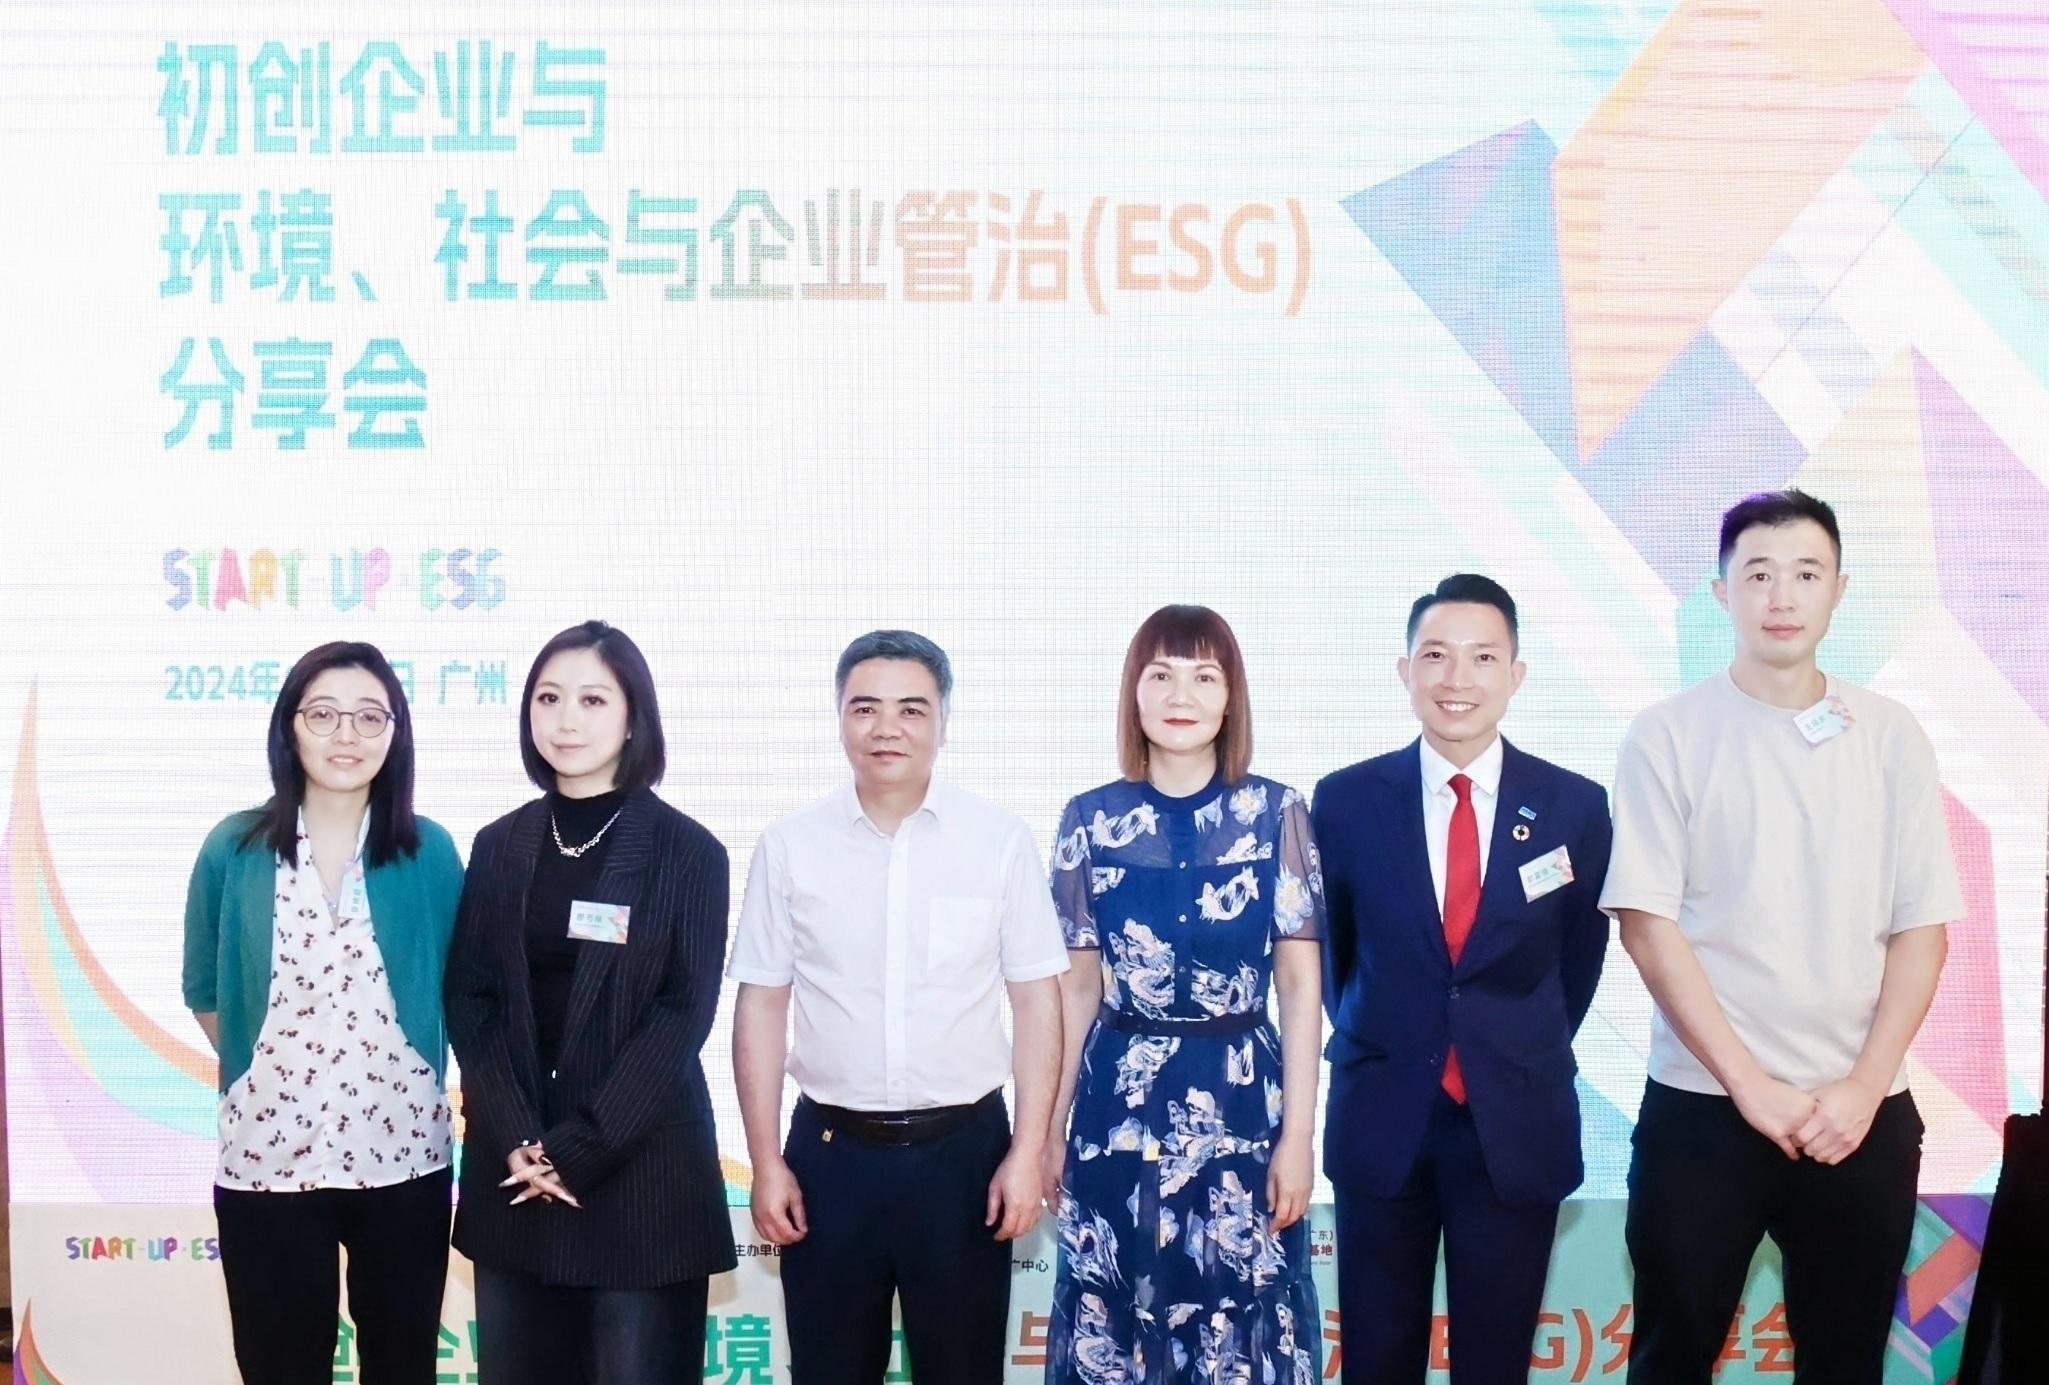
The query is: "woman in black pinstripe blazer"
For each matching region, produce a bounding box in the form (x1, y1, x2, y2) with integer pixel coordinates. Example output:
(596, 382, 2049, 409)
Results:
(446, 621, 735, 1383)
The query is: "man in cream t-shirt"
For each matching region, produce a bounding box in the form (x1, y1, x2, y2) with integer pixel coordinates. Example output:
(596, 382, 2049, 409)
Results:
(1602, 489, 1962, 1384)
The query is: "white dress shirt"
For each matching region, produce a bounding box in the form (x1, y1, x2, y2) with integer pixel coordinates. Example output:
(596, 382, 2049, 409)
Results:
(1419, 734, 1503, 915)
(729, 779, 1070, 1111)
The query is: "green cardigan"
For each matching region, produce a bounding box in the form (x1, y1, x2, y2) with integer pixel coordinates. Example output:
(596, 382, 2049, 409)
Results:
(182, 809, 465, 1092)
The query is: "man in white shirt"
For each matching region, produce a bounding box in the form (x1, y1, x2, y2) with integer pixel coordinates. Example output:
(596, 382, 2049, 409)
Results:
(1604, 490, 1962, 1383)
(731, 629, 1068, 1385)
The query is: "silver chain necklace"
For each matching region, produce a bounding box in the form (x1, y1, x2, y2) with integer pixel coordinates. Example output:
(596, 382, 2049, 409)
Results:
(551, 808, 624, 858)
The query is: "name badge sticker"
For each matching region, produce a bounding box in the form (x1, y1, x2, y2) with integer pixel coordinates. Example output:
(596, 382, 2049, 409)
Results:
(567, 900, 631, 945)
(1794, 694, 1855, 746)
(1518, 846, 1574, 903)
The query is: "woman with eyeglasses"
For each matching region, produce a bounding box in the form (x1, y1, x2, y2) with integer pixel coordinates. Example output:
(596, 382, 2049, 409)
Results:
(183, 641, 464, 1385)
(446, 621, 734, 1385)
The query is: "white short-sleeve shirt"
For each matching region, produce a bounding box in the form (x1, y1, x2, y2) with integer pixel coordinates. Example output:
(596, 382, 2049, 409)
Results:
(1600, 671, 1964, 1096)
(728, 780, 1070, 1111)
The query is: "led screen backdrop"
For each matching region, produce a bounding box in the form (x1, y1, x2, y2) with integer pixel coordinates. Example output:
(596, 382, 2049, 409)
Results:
(2, 1, 2045, 1379)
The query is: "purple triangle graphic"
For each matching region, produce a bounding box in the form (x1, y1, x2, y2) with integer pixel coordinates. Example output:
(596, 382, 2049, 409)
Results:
(1581, 333, 1807, 595)
(1884, 2, 2049, 206)
(1343, 122, 1579, 463)
(1917, 352, 2049, 722)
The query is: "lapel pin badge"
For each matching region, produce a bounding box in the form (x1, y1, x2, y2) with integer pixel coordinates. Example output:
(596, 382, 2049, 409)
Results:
(1512, 823, 1532, 842)
(1517, 806, 1537, 821)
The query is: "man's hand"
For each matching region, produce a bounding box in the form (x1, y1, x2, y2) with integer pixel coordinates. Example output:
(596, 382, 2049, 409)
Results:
(750, 1155, 808, 1246)
(1798, 1078, 1883, 1165)
(1731, 1077, 1819, 1160)
(987, 1144, 1046, 1241)
(1040, 1138, 1068, 1209)
(1268, 1133, 1312, 1232)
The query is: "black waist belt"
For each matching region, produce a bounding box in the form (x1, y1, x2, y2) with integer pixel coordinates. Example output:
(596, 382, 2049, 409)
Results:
(1099, 1006, 1270, 1037)
(798, 1089, 1001, 1146)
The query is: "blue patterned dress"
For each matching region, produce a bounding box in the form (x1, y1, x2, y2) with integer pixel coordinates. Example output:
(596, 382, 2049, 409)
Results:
(1046, 774, 1324, 1385)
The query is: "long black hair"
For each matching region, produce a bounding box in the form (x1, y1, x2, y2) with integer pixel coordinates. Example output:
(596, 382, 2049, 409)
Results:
(240, 641, 421, 868)
(520, 621, 667, 792)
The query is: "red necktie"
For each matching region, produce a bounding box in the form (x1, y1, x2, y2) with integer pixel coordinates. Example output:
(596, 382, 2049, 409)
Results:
(1441, 772, 1480, 1103)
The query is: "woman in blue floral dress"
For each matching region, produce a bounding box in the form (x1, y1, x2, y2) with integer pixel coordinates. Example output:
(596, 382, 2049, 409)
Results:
(1045, 604, 1325, 1384)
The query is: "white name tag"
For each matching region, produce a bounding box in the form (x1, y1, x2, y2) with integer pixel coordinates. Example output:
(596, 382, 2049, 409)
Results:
(1518, 846, 1574, 903)
(1794, 694, 1854, 745)
(567, 900, 631, 945)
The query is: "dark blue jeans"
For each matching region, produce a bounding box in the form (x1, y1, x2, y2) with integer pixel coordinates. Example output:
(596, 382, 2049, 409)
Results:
(474, 1264, 708, 1385)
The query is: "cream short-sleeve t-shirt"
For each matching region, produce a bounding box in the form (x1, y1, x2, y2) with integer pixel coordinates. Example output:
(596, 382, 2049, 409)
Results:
(1600, 670, 1963, 1096)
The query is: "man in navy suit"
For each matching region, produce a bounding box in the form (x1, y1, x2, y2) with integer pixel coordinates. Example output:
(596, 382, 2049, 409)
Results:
(1315, 574, 1612, 1384)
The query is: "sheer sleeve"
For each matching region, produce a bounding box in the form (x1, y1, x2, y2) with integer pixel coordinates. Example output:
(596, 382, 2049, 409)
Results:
(1048, 794, 1098, 949)
(1274, 787, 1325, 942)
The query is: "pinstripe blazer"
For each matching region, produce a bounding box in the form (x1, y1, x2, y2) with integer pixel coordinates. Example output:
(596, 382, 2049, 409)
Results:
(447, 788, 737, 1287)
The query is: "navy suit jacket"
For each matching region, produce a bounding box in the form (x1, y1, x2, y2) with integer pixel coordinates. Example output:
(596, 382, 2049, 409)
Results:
(1314, 737, 1611, 1208)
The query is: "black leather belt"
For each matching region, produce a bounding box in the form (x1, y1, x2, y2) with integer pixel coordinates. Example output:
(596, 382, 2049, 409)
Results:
(798, 1089, 1001, 1146)
(1099, 1006, 1271, 1037)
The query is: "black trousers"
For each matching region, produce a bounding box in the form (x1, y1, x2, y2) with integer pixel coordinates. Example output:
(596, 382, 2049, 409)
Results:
(1626, 1080, 1923, 1384)
(214, 1166, 452, 1385)
(1334, 1090, 1560, 1384)
(780, 1093, 1012, 1384)
(473, 1264, 708, 1385)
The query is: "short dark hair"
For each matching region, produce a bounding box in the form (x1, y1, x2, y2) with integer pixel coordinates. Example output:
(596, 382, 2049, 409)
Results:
(1117, 604, 1254, 784)
(242, 641, 420, 869)
(834, 629, 953, 706)
(519, 621, 666, 792)
(1718, 488, 1841, 573)
(1407, 574, 1520, 655)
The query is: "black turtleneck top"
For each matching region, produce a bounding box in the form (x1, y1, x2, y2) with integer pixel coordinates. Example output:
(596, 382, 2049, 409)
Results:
(526, 784, 629, 1070)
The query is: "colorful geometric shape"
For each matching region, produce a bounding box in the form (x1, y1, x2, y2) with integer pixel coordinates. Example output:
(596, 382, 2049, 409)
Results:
(1578, 332, 1807, 595)
(1917, 791, 2009, 1135)
(1555, 0, 1929, 455)
(1740, 250, 1885, 411)
(1883, 2, 2049, 208)
(1783, 350, 1938, 683)
(5, 688, 214, 1102)
(1532, 1, 1682, 89)
(1917, 352, 2049, 722)
(1343, 121, 1579, 463)
(2, 688, 220, 1195)
(1877, 108, 2049, 411)
(1929, 1193, 1991, 1245)
(13, 1304, 76, 1385)
(1897, 1194, 1989, 1375)
(1575, 1075, 1636, 1199)
(1673, 578, 1737, 687)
